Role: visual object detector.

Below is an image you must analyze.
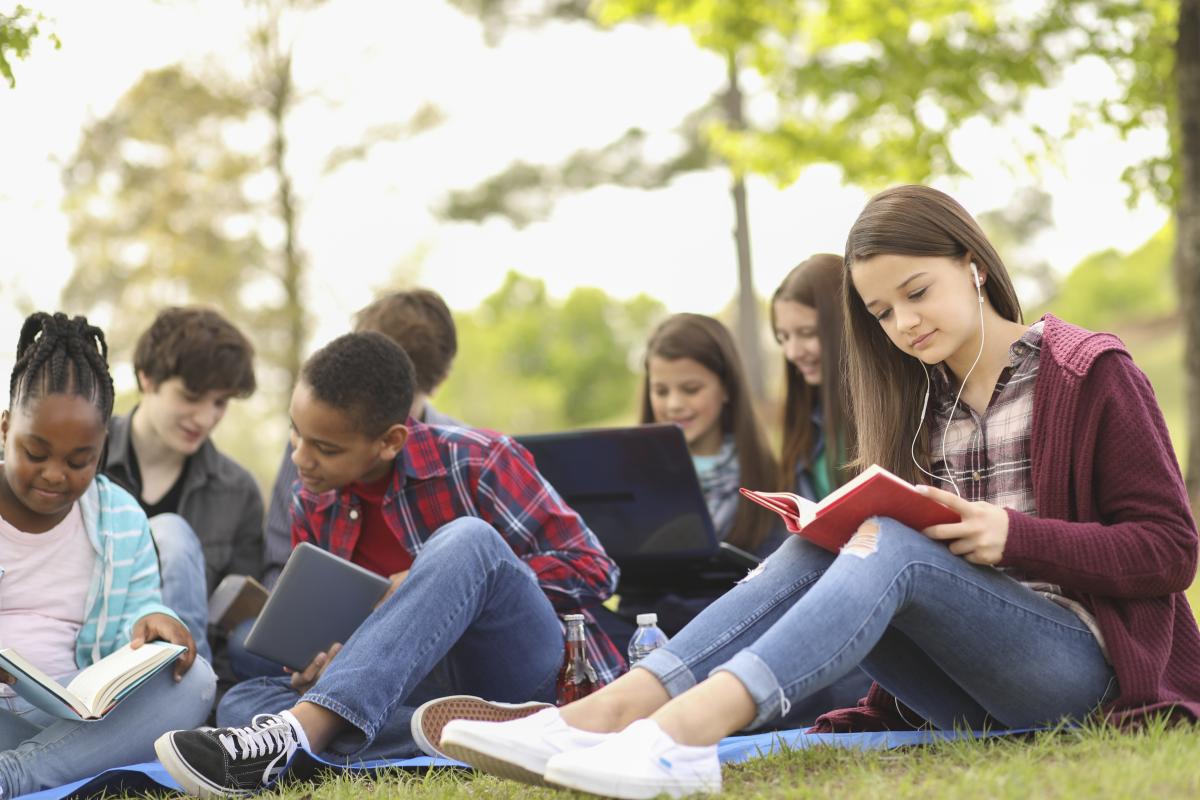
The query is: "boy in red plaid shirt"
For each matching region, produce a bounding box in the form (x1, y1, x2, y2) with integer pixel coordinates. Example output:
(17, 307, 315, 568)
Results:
(155, 331, 622, 796)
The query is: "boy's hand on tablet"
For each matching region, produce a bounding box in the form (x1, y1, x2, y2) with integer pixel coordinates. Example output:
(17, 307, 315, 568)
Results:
(0, 668, 13, 686)
(916, 486, 1009, 566)
(377, 570, 410, 608)
(288, 642, 342, 693)
(131, 612, 197, 680)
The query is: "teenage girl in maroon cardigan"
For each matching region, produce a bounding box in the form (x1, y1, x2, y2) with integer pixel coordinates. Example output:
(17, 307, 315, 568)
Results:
(433, 185, 1200, 800)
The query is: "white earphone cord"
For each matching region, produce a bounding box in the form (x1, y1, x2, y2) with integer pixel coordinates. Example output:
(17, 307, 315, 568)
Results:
(909, 269, 986, 497)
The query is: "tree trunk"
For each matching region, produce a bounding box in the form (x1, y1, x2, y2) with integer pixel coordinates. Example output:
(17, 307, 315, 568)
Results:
(253, 0, 306, 398)
(724, 52, 765, 401)
(1176, 0, 1200, 512)
(267, 53, 305, 395)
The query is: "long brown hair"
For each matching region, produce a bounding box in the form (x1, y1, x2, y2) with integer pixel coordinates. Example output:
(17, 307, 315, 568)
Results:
(639, 313, 779, 551)
(842, 185, 1023, 482)
(771, 254, 853, 491)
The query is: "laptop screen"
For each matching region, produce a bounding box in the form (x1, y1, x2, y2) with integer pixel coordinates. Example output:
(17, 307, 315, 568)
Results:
(516, 424, 719, 563)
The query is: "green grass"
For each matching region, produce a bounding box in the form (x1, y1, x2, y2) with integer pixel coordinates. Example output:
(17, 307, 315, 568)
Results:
(229, 722, 1200, 799)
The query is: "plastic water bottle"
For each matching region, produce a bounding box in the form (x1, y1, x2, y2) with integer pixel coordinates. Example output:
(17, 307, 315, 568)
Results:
(627, 613, 669, 666)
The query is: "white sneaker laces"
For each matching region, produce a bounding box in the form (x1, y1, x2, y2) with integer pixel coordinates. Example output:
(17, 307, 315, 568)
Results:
(218, 714, 298, 771)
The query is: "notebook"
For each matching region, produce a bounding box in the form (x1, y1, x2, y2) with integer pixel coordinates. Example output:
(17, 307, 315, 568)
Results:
(243, 542, 391, 670)
(516, 424, 760, 592)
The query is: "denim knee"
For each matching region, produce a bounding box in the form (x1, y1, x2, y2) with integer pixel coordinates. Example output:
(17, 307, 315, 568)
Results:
(418, 517, 517, 568)
(174, 657, 218, 726)
(150, 513, 203, 567)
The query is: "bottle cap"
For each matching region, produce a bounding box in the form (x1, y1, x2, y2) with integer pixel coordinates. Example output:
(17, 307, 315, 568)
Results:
(563, 613, 585, 622)
(636, 613, 658, 625)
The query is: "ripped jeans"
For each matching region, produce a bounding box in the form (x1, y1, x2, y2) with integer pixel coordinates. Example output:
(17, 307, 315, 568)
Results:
(634, 517, 1116, 730)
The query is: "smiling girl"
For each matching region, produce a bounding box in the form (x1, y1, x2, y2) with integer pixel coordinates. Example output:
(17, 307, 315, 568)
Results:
(438, 186, 1200, 799)
(0, 312, 215, 797)
(640, 314, 778, 556)
(771, 254, 853, 501)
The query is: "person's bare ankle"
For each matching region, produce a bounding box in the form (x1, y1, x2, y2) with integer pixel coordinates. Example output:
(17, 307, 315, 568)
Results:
(559, 694, 622, 732)
(558, 669, 672, 733)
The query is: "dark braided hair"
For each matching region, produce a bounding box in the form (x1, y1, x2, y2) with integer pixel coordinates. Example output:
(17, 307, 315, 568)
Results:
(9, 312, 115, 421)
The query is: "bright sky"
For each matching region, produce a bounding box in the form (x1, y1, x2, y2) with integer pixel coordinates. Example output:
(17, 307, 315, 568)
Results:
(0, 0, 1172, 379)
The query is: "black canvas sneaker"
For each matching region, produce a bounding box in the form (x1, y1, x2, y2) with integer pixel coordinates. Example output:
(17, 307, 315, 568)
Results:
(155, 714, 299, 797)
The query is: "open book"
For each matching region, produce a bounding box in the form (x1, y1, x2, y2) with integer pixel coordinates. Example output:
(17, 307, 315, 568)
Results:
(740, 464, 961, 552)
(0, 641, 185, 721)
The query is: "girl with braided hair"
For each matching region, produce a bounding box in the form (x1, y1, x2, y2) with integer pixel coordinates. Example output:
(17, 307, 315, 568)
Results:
(0, 312, 215, 796)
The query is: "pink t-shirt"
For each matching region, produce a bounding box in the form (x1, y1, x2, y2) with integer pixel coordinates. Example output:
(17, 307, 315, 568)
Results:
(0, 503, 95, 693)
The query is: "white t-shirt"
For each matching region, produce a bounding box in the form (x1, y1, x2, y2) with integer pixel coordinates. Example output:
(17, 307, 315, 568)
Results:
(0, 503, 95, 693)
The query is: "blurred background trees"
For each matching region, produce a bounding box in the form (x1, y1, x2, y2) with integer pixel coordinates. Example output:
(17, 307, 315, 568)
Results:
(33, 0, 1197, 509)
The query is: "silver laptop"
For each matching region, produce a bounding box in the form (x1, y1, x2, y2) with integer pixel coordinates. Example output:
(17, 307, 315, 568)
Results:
(243, 542, 391, 671)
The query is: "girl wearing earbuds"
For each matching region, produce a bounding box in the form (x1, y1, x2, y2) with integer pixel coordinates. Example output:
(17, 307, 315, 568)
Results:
(440, 185, 1200, 800)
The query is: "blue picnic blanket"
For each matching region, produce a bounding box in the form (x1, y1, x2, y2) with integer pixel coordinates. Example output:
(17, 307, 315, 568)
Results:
(17, 728, 1018, 800)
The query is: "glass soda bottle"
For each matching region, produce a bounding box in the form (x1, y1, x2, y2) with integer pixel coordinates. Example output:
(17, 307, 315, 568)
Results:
(556, 613, 600, 705)
(627, 612, 669, 666)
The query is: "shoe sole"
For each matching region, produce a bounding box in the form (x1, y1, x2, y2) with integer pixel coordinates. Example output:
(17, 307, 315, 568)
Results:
(439, 727, 551, 787)
(154, 733, 252, 799)
(411, 695, 552, 760)
(545, 762, 721, 800)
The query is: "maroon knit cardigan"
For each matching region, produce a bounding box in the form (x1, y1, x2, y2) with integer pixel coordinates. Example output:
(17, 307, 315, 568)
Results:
(813, 315, 1200, 731)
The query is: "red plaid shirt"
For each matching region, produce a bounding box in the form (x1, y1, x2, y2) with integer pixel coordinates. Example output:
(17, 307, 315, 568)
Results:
(290, 420, 625, 684)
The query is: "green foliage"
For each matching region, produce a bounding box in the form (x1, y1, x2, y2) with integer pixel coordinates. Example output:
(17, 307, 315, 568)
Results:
(60, 66, 267, 359)
(594, 1, 1176, 202)
(444, 0, 591, 44)
(435, 271, 666, 433)
(1042, 224, 1176, 330)
(0, 5, 58, 88)
(441, 101, 719, 227)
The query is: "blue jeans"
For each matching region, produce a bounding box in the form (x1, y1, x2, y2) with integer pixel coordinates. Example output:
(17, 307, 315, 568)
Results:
(150, 514, 213, 664)
(218, 518, 565, 760)
(227, 617, 285, 681)
(637, 518, 1117, 730)
(0, 658, 215, 796)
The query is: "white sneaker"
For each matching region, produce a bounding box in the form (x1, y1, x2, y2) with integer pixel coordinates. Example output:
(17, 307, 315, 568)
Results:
(410, 695, 553, 759)
(544, 719, 721, 799)
(439, 707, 612, 786)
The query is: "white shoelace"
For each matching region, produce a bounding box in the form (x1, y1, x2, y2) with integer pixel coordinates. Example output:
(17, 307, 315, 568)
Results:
(217, 714, 298, 781)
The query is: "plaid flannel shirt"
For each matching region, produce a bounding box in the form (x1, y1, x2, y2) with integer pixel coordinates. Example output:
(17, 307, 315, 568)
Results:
(290, 420, 625, 683)
(928, 320, 1107, 657)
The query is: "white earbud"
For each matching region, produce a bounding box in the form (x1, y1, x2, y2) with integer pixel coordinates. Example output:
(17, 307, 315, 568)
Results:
(910, 260, 988, 497)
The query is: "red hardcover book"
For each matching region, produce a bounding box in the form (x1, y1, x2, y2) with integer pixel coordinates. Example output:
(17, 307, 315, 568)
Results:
(740, 464, 961, 553)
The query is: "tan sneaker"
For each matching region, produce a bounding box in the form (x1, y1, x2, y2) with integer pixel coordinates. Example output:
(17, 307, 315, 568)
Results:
(410, 695, 553, 760)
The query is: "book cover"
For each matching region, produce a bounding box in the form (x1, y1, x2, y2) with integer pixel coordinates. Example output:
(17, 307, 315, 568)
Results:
(0, 641, 185, 721)
(208, 574, 269, 632)
(740, 464, 961, 552)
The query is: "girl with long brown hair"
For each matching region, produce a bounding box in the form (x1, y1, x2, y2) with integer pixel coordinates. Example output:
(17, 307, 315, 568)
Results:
(436, 186, 1200, 800)
(771, 254, 853, 499)
(639, 313, 778, 556)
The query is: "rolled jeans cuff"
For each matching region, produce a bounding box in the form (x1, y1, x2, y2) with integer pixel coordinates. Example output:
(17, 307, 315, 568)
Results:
(632, 648, 696, 699)
(711, 649, 786, 730)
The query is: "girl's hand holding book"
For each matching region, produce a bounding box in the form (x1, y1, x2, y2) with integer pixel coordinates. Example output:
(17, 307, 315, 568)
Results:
(915, 485, 1009, 566)
(131, 613, 196, 681)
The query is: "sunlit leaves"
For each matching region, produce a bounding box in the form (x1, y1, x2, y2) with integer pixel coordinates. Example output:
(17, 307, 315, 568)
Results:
(0, 5, 59, 88)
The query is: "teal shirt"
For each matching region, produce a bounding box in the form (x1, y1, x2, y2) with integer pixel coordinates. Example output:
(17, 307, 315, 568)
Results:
(75, 474, 179, 667)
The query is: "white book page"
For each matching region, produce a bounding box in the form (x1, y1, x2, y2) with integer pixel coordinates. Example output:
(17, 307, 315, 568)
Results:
(65, 642, 176, 714)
